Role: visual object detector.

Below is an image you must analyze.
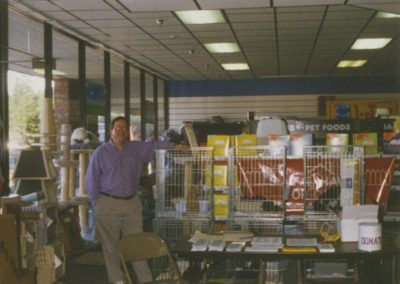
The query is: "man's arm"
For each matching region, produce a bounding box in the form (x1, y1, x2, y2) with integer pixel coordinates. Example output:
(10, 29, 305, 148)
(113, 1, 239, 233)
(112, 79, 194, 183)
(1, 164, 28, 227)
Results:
(85, 152, 101, 206)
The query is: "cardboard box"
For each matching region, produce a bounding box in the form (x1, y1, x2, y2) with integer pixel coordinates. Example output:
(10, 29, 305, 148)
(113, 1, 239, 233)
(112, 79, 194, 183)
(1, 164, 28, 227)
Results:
(205, 165, 228, 187)
(214, 194, 229, 220)
(235, 134, 257, 156)
(207, 135, 230, 157)
(340, 205, 378, 242)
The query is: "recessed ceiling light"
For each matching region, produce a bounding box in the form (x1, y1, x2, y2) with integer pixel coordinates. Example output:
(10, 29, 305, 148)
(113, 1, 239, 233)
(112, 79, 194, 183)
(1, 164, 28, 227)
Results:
(175, 10, 225, 24)
(221, 63, 249, 71)
(337, 60, 367, 68)
(204, 43, 240, 53)
(351, 38, 392, 50)
(376, 12, 400, 19)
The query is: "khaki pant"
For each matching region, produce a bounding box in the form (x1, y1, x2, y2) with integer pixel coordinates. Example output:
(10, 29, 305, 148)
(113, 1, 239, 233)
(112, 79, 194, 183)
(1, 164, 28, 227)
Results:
(94, 194, 152, 283)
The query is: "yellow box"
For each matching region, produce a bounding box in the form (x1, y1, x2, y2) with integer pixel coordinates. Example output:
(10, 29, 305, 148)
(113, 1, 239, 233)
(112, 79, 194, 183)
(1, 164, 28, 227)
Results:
(207, 135, 230, 157)
(214, 194, 229, 220)
(205, 165, 228, 187)
(235, 134, 257, 156)
(235, 134, 257, 146)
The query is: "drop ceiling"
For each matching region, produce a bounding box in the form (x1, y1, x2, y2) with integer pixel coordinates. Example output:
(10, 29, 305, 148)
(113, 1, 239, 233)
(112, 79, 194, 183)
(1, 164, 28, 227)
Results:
(9, 0, 400, 81)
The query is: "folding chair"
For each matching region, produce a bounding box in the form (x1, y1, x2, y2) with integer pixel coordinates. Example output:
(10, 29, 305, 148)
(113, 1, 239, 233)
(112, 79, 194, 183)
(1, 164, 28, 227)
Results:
(118, 232, 184, 284)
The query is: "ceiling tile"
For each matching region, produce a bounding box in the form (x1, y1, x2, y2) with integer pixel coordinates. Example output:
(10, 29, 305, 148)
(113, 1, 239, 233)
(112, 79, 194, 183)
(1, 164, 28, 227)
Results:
(119, 0, 198, 12)
(350, 2, 400, 14)
(52, 0, 113, 11)
(227, 13, 275, 22)
(71, 10, 124, 20)
(274, 0, 344, 7)
(231, 22, 274, 30)
(87, 19, 133, 28)
(63, 20, 93, 29)
(142, 25, 187, 33)
(198, 0, 271, 9)
(17, 0, 61, 12)
(10, 0, 400, 80)
(44, 11, 78, 21)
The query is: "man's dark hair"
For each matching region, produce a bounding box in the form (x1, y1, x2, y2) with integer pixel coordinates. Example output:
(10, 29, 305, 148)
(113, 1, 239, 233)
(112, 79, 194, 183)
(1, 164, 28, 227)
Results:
(111, 116, 130, 129)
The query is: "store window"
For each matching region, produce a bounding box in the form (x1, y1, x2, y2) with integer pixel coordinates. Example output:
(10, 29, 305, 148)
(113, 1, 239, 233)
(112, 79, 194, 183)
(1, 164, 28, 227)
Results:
(157, 78, 165, 135)
(85, 46, 105, 143)
(52, 29, 79, 129)
(130, 66, 141, 140)
(110, 54, 124, 120)
(8, 11, 44, 183)
(145, 72, 155, 140)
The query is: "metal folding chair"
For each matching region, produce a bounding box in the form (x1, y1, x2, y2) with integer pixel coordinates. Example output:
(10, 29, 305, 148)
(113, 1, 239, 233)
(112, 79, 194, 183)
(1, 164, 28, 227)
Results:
(118, 232, 183, 284)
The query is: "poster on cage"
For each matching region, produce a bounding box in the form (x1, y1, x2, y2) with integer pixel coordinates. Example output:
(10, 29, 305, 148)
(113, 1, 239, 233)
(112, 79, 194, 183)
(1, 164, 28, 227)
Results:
(236, 158, 284, 200)
(364, 156, 396, 215)
(236, 156, 396, 216)
(235, 157, 342, 216)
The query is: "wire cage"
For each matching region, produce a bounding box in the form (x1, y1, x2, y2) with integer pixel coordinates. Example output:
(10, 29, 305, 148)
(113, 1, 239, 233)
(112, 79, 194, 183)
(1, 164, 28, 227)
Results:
(228, 145, 287, 220)
(302, 259, 358, 283)
(152, 217, 213, 281)
(154, 147, 214, 219)
(303, 146, 364, 220)
(203, 255, 297, 284)
(364, 156, 396, 215)
(264, 260, 297, 284)
(226, 218, 283, 235)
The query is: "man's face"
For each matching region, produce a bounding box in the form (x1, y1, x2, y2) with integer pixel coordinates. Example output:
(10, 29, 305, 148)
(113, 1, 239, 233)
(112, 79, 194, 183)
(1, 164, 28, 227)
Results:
(111, 119, 129, 143)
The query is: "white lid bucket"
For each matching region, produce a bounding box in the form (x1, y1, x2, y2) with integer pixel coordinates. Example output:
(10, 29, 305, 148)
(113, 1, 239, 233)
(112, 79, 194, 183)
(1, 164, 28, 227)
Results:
(358, 222, 382, 252)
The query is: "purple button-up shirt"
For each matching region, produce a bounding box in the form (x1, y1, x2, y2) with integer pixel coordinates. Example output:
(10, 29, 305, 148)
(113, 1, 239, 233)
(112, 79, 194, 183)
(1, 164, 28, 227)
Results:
(85, 139, 173, 206)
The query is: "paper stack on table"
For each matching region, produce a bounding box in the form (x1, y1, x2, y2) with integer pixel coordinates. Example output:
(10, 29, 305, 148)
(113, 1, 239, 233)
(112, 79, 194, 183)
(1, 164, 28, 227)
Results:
(226, 242, 246, 252)
(281, 237, 319, 253)
(191, 239, 209, 251)
(317, 243, 335, 253)
(286, 238, 318, 247)
(245, 236, 283, 252)
(208, 240, 226, 251)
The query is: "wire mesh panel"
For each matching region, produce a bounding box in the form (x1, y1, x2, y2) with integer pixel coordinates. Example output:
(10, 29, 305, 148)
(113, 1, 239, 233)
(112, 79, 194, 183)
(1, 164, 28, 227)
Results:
(364, 156, 395, 214)
(264, 260, 297, 284)
(155, 147, 214, 219)
(206, 258, 261, 284)
(228, 146, 287, 220)
(226, 218, 283, 235)
(303, 146, 364, 220)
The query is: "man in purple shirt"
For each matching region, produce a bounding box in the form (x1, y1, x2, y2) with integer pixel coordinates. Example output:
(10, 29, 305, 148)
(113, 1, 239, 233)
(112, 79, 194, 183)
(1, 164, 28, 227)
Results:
(86, 116, 174, 284)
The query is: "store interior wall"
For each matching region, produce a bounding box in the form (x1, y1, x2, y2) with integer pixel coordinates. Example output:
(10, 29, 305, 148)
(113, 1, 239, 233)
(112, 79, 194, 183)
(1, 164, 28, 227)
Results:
(168, 76, 400, 128)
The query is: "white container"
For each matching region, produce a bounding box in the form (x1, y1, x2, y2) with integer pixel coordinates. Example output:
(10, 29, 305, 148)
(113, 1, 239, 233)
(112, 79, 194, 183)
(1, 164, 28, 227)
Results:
(358, 222, 382, 252)
(198, 200, 210, 213)
(256, 117, 288, 145)
(173, 198, 186, 213)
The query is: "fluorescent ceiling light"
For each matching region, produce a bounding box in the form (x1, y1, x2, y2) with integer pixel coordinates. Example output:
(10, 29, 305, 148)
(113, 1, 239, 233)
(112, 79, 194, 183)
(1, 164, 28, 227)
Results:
(351, 38, 392, 50)
(221, 63, 249, 71)
(376, 12, 400, 19)
(337, 60, 367, 68)
(204, 43, 240, 53)
(175, 10, 225, 24)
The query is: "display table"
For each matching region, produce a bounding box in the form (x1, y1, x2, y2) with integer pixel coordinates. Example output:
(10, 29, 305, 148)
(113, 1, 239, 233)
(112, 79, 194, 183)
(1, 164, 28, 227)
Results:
(172, 236, 398, 284)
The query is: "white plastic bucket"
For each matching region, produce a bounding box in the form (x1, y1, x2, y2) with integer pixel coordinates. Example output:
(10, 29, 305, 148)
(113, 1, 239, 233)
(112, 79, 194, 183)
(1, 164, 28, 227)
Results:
(358, 222, 382, 252)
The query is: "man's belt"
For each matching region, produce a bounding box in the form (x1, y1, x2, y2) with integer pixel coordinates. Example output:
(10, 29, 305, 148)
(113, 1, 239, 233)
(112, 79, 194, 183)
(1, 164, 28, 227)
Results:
(99, 192, 136, 200)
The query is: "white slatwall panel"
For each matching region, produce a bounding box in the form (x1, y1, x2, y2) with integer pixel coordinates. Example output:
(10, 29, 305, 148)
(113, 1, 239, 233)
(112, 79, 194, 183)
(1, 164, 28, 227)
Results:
(168, 93, 400, 129)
